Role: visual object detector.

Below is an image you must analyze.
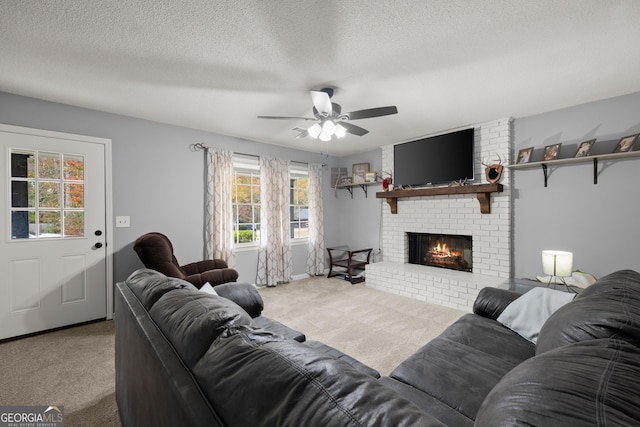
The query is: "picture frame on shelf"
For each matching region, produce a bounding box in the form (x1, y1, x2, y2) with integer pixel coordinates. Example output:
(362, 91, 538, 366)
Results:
(352, 163, 369, 184)
(365, 171, 377, 183)
(543, 143, 561, 161)
(574, 139, 596, 157)
(339, 176, 352, 186)
(612, 133, 639, 153)
(516, 147, 533, 164)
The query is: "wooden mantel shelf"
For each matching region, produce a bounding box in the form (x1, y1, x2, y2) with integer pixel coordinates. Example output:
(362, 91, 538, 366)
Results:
(376, 183, 503, 214)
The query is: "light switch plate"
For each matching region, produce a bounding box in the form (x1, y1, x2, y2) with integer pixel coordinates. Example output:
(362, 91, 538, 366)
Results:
(115, 216, 130, 228)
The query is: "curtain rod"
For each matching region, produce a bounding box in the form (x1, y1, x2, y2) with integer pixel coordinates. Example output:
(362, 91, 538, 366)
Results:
(190, 143, 327, 167)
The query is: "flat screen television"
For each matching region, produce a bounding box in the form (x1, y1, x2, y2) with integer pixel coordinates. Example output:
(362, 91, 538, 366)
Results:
(393, 128, 475, 187)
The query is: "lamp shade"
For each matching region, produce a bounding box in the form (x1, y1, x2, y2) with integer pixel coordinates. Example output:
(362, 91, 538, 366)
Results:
(307, 123, 322, 139)
(542, 250, 573, 277)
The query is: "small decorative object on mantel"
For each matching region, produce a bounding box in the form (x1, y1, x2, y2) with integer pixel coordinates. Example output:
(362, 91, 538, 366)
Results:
(612, 133, 639, 153)
(381, 170, 393, 191)
(448, 178, 468, 187)
(482, 154, 504, 184)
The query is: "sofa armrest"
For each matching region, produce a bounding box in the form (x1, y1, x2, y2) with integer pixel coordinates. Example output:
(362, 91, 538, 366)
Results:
(473, 287, 521, 320)
(181, 259, 229, 275)
(214, 282, 264, 318)
(183, 268, 240, 288)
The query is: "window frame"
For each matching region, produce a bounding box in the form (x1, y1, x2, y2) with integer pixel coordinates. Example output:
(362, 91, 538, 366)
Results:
(289, 162, 309, 242)
(230, 155, 311, 249)
(231, 154, 261, 248)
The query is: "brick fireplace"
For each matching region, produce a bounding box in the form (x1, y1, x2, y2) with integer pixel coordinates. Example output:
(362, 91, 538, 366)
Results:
(366, 118, 512, 311)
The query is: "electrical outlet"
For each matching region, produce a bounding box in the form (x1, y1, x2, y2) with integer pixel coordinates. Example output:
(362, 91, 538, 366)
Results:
(115, 216, 130, 228)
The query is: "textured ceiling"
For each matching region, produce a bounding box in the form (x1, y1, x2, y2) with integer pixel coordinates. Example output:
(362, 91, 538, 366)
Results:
(2, 1, 640, 156)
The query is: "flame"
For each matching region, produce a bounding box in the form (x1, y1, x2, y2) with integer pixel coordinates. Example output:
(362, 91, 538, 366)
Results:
(435, 242, 450, 255)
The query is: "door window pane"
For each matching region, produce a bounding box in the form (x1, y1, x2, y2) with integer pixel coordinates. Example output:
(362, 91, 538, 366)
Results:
(11, 181, 35, 208)
(64, 211, 84, 237)
(11, 211, 32, 239)
(11, 150, 35, 178)
(38, 152, 60, 179)
(64, 183, 84, 208)
(39, 182, 60, 208)
(63, 154, 84, 180)
(10, 149, 85, 240)
(39, 211, 61, 237)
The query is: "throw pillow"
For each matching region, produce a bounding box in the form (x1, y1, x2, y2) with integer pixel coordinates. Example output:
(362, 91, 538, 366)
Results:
(497, 287, 575, 343)
(199, 282, 218, 296)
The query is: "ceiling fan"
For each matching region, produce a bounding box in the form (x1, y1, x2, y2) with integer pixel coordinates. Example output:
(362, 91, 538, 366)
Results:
(257, 88, 398, 141)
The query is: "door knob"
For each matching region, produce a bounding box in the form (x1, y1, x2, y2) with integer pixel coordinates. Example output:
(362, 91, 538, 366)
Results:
(94, 242, 103, 249)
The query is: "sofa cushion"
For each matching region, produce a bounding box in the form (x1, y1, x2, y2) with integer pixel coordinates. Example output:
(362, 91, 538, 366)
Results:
(126, 268, 197, 310)
(303, 340, 380, 379)
(388, 314, 534, 421)
(149, 288, 252, 368)
(192, 326, 447, 427)
(252, 315, 306, 342)
(496, 287, 575, 344)
(536, 269, 640, 354)
(378, 377, 474, 427)
(476, 339, 640, 426)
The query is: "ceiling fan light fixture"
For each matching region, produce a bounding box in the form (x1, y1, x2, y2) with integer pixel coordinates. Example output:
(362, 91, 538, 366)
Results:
(322, 120, 336, 135)
(258, 89, 398, 142)
(308, 123, 322, 139)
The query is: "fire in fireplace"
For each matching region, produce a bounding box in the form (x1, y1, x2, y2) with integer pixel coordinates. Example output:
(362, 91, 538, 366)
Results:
(407, 233, 472, 272)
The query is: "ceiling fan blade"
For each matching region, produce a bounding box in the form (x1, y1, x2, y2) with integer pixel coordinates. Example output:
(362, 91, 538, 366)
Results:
(339, 122, 369, 136)
(344, 106, 398, 120)
(257, 115, 316, 121)
(310, 90, 332, 116)
(293, 127, 309, 139)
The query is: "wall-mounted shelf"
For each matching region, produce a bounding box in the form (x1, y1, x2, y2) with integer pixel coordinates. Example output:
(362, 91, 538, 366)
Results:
(334, 181, 379, 198)
(376, 183, 503, 214)
(506, 150, 640, 187)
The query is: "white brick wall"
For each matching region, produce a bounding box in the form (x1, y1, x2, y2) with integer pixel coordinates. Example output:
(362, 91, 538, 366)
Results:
(367, 118, 512, 311)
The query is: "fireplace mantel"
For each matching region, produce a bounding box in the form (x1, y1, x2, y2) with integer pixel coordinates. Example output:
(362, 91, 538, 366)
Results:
(376, 183, 503, 214)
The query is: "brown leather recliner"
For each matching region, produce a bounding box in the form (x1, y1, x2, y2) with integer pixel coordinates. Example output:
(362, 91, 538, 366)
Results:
(133, 232, 239, 288)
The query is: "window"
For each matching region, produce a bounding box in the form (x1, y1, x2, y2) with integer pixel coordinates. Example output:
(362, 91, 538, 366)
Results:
(232, 155, 260, 245)
(231, 155, 310, 245)
(10, 149, 85, 239)
(290, 163, 309, 240)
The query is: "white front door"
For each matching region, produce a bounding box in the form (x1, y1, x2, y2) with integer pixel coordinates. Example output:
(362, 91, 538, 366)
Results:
(0, 125, 111, 340)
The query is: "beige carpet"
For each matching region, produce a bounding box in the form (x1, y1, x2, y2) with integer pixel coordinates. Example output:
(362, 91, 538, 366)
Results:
(0, 320, 119, 427)
(259, 276, 464, 376)
(0, 276, 464, 426)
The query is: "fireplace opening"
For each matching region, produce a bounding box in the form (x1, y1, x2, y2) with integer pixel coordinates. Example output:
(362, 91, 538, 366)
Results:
(407, 233, 472, 272)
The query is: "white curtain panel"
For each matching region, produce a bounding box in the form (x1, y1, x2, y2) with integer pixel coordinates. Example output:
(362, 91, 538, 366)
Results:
(306, 163, 325, 276)
(257, 157, 292, 286)
(205, 148, 235, 267)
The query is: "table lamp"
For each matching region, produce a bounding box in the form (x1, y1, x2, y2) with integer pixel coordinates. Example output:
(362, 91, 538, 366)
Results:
(541, 250, 575, 292)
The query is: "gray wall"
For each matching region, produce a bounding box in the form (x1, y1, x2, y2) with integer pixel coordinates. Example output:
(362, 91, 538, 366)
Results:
(328, 150, 385, 261)
(5, 89, 639, 287)
(0, 92, 340, 284)
(512, 91, 640, 280)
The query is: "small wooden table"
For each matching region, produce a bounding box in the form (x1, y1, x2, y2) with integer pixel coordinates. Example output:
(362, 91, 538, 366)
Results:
(326, 246, 373, 284)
